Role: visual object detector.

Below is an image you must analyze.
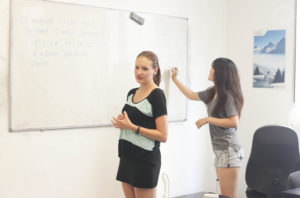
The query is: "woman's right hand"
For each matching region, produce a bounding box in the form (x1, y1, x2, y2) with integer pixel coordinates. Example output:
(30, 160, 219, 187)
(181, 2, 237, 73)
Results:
(111, 112, 135, 131)
(111, 113, 124, 129)
(171, 67, 179, 80)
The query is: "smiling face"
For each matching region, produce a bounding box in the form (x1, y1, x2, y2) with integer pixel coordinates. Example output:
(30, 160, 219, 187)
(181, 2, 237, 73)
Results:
(135, 56, 157, 85)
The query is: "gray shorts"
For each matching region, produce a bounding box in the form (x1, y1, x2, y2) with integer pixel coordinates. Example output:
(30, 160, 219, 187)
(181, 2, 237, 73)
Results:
(213, 147, 243, 168)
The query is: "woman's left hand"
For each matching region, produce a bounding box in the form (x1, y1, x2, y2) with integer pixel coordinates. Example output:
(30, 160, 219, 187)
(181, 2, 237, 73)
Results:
(111, 111, 134, 130)
(195, 117, 209, 129)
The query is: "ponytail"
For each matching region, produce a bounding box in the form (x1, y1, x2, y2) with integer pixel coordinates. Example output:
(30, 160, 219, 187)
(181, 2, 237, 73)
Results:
(153, 67, 161, 86)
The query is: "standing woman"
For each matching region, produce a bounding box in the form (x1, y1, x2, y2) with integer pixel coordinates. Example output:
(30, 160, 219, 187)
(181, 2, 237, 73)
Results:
(171, 58, 244, 198)
(112, 51, 168, 198)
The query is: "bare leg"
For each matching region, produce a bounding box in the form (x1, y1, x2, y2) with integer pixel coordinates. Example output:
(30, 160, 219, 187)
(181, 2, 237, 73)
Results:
(122, 182, 135, 198)
(134, 187, 156, 198)
(216, 167, 240, 198)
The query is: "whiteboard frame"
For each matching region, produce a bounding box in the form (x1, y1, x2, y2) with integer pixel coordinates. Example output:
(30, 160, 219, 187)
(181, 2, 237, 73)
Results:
(9, 0, 189, 132)
(295, 0, 300, 103)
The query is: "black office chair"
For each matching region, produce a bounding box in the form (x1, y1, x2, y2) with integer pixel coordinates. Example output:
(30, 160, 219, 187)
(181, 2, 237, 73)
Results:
(245, 125, 300, 198)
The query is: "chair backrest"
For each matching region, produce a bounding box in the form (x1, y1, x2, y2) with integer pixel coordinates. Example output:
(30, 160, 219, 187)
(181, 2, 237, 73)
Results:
(246, 125, 300, 195)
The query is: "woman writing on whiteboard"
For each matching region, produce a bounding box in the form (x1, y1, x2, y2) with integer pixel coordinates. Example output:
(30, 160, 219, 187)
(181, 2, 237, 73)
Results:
(171, 58, 244, 198)
(112, 51, 168, 198)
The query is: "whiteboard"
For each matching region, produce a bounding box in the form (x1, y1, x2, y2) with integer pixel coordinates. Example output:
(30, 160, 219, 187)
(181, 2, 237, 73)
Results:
(9, 0, 188, 131)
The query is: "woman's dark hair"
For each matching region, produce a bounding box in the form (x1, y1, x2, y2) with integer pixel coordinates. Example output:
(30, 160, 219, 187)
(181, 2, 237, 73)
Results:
(207, 58, 244, 117)
(137, 51, 161, 86)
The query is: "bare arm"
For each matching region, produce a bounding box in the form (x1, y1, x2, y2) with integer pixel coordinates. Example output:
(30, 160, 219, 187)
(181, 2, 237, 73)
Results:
(171, 67, 201, 101)
(131, 115, 168, 142)
(112, 112, 168, 142)
(195, 115, 239, 129)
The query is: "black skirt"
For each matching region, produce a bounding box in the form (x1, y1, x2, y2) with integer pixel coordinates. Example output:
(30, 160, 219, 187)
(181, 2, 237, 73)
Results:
(116, 156, 161, 188)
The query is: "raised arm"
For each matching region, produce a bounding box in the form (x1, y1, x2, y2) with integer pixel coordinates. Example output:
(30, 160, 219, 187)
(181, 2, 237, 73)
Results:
(171, 67, 201, 101)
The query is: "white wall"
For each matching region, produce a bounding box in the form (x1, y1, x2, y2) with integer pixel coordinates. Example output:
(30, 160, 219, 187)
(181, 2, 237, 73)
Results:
(225, 0, 296, 197)
(0, 0, 226, 197)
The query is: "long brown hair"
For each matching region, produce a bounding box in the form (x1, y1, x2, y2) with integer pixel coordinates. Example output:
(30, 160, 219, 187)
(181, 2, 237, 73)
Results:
(137, 51, 161, 86)
(207, 58, 244, 117)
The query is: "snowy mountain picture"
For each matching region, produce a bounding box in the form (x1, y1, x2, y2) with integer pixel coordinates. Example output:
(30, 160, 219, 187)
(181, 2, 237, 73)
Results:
(253, 30, 286, 88)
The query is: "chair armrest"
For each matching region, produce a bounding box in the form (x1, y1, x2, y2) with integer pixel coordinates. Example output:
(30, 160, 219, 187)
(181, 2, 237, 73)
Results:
(281, 187, 300, 198)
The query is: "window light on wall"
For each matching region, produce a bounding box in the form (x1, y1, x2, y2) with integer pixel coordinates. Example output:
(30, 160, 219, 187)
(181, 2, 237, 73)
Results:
(289, 0, 300, 133)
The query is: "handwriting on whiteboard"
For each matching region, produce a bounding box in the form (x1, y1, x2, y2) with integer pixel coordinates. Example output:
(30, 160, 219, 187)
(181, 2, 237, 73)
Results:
(19, 16, 109, 66)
